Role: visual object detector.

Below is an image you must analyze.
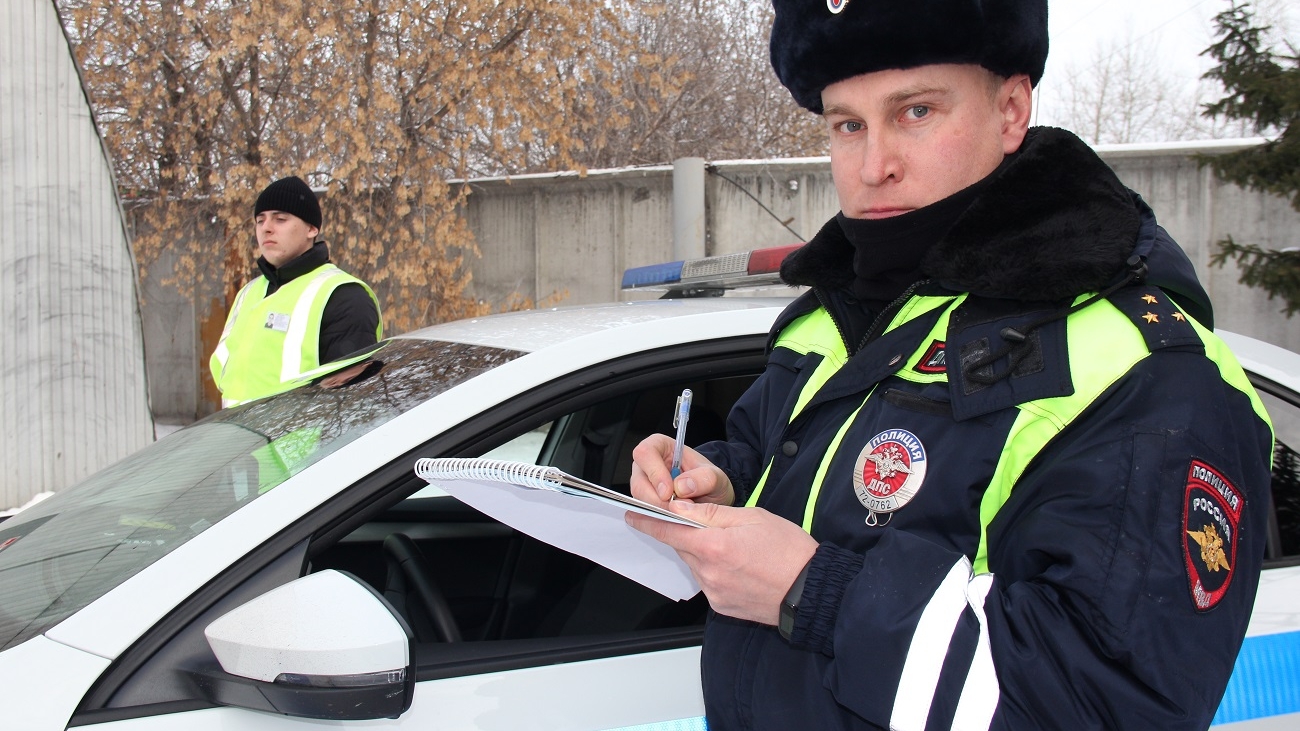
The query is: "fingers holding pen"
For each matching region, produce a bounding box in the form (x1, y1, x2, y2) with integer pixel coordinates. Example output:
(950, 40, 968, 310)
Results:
(631, 433, 678, 504)
(632, 435, 735, 506)
(673, 447, 735, 505)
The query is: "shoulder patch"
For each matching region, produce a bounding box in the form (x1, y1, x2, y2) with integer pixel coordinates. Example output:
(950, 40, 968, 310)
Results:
(913, 340, 946, 374)
(1183, 459, 1244, 611)
(1107, 287, 1203, 352)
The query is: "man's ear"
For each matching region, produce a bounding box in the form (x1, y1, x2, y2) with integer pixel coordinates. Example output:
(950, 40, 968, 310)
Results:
(307, 226, 320, 240)
(1000, 74, 1033, 154)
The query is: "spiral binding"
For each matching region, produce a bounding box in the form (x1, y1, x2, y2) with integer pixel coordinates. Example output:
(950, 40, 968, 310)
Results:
(414, 458, 565, 491)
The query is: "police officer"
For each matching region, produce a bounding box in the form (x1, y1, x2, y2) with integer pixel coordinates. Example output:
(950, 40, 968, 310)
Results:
(628, 1, 1274, 728)
(209, 176, 382, 407)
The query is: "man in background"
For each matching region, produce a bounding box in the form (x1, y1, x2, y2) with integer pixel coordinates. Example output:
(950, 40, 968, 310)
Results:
(210, 176, 382, 407)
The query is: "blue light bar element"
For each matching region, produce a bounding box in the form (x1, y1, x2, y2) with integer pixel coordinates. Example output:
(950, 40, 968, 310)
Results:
(621, 260, 684, 289)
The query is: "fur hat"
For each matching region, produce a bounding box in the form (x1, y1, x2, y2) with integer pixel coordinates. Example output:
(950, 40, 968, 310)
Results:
(770, 0, 1049, 113)
(254, 176, 322, 229)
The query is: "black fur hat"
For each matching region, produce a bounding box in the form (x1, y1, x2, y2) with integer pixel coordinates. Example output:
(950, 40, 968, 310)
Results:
(770, 0, 1049, 113)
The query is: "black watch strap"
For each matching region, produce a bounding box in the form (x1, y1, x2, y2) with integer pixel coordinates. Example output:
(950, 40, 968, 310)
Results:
(778, 557, 813, 641)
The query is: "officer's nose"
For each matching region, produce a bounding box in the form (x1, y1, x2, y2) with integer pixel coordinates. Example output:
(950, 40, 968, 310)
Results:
(858, 132, 901, 187)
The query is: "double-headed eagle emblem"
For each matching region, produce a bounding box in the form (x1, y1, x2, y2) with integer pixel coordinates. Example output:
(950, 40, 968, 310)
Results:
(863, 444, 912, 481)
(1187, 523, 1231, 572)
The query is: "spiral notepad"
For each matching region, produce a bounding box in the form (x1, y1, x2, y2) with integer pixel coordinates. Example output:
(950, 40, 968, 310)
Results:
(414, 458, 705, 527)
(413, 458, 702, 600)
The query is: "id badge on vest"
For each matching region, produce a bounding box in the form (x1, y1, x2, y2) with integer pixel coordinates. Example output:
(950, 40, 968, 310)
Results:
(265, 312, 291, 332)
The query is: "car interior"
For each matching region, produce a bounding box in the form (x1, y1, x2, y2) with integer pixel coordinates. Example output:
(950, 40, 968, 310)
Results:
(309, 375, 755, 654)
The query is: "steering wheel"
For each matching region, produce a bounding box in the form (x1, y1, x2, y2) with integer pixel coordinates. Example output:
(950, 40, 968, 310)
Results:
(381, 532, 462, 643)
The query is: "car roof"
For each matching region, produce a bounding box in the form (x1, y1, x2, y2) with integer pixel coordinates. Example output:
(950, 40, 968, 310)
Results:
(395, 297, 794, 352)
(399, 298, 1299, 398)
(1215, 330, 1300, 395)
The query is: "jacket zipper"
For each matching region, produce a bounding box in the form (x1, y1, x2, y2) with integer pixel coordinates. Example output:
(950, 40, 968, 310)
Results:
(813, 287, 852, 355)
(854, 279, 931, 355)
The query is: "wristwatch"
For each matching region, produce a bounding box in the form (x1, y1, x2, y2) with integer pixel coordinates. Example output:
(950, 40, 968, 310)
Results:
(778, 557, 813, 641)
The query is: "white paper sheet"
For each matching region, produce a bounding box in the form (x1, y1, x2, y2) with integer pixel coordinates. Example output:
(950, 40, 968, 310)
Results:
(427, 476, 702, 601)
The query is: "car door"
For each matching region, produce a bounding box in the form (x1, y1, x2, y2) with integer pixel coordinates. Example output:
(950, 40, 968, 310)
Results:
(70, 334, 766, 730)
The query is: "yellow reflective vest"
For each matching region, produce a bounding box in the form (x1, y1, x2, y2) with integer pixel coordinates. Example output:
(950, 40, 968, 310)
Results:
(209, 264, 381, 407)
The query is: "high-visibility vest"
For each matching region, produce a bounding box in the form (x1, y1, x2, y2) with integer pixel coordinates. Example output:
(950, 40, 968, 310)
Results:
(209, 264, 381, 407)
(745, 290, 1270, 574)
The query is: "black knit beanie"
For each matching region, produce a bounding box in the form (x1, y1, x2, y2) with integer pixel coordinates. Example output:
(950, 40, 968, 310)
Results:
(254, 176, 322, 229)
(770, 0, 1049, 113)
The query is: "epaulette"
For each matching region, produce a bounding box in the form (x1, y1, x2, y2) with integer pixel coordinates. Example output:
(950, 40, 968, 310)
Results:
(1107, 286, 1205, 352)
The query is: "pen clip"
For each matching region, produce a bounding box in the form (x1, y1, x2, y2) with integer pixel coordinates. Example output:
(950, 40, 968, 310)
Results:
(673, 395, 685, 429)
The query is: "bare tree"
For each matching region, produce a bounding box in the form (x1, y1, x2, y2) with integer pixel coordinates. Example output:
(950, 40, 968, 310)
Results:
(57, 0, 661, 335)
(1049, 33, 1213, 144)
(58, 0, 827, 333)
(1040, 0, 1300, 145)
(562, 0, 824, 170)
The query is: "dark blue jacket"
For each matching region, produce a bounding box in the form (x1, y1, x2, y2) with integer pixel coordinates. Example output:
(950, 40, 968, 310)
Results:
(697, 128, 1274, 730)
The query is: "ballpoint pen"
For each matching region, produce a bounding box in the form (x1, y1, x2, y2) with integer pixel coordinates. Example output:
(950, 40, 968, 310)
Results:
(670, 388, 693, 480)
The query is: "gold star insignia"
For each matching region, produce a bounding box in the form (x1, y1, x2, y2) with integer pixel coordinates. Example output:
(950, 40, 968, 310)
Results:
(1141, 294, 1159, 304)
(1142, 312, 1159, 323)
(1172, 312, 1185, 322)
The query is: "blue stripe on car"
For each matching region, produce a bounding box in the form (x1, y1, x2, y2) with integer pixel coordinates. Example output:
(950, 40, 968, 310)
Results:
(1213, 630, 1300, 725)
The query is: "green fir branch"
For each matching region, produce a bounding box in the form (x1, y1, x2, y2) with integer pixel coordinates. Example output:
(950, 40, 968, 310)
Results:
(1212, 236, 1300, 317)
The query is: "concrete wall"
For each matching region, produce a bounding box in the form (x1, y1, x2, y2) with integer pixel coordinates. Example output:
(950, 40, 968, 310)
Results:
(1100, 141, 1300, 349)
(460, 140, 1298, 351)
(461, 166, 677, 306)
(0, 0, 154, 510)
(144, 139, 1299, 422)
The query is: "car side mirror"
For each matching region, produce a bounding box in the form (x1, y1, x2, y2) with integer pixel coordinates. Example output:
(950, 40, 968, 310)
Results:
(191, 570, 414, 720)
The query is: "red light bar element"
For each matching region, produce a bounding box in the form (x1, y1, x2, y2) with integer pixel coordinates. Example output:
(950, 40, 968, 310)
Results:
(747, 243, 805, 275)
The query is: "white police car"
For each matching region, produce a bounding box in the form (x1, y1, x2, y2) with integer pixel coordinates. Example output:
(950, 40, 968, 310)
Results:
(0, 247, 1296, 730)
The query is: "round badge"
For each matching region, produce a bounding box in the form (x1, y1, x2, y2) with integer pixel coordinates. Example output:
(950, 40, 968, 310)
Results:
(827, 0, 848, 14)
(853, 429, 927, 526)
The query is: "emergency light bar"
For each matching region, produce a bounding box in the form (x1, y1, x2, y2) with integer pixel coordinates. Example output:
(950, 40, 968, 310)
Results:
(621, 243, 804, 296)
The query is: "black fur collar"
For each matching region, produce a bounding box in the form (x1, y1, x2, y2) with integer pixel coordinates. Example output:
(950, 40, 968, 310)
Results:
(781, 127, 1140, 302)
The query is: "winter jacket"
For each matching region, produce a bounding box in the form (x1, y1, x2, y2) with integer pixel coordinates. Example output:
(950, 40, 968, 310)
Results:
(695, 127, 1274, 730)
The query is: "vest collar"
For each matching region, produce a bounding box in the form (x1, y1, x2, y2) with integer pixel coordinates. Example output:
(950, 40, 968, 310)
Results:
(258, 240, 331, 293)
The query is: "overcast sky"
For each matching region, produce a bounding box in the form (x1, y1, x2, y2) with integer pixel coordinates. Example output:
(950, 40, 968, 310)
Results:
(1047, 0, 1227, 81)
(1033, 0, 1295, 131)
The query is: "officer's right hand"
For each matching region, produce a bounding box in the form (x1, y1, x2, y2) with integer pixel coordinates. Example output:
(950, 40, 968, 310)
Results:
(630, 434, 735, 507)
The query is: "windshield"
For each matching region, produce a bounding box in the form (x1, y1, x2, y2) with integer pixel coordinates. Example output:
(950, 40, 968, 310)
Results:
(0, 338, 523, 651)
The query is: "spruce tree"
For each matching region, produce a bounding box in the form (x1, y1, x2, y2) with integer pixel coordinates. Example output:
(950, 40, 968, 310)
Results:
(1200, 1, 1300, 316)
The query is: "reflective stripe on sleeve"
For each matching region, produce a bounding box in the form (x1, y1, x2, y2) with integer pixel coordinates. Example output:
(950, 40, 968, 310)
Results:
(890, 562, 999, 731)
(951, 573, 998, 731)
(890, 559, 977, 731)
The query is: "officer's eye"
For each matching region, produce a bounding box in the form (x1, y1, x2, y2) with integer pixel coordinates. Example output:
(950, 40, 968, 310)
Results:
(835, 120, 863, 134)
(906, 105, 930, 120)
